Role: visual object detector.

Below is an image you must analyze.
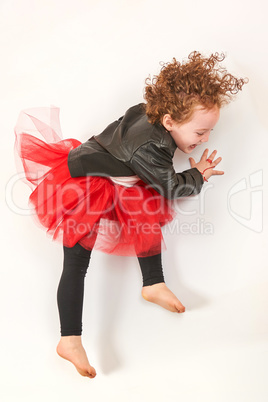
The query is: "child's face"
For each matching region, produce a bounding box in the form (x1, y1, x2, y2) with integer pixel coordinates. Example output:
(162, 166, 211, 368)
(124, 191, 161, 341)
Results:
(163, 106, 220, 154)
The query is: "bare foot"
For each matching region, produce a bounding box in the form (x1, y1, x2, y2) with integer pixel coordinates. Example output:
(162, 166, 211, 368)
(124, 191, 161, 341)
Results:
(142, 282, 185, 313)
(56, 336, 96, 378)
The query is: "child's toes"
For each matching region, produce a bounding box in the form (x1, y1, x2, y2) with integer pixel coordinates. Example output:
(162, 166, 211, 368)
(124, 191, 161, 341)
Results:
(176, 305, 185, 313)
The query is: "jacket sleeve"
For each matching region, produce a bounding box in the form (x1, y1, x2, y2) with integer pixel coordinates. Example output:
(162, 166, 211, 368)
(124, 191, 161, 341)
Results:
(128, 142, 204, 199)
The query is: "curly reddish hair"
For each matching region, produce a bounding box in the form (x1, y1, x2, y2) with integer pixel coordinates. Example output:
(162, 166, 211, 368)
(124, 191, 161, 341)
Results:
(144, 52, 248, 124)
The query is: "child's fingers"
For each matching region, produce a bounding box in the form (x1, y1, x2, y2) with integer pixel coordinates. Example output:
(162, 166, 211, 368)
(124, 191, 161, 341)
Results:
(207, 149, 217, 162)
(201, 148, 209, 161)
(189, 157, 196, 167)
(213, 156, 222, 166)
(211, 170, 224, 176)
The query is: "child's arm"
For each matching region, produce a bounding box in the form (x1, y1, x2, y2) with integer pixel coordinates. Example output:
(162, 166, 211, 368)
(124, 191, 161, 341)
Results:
(129, 142, 204, 199)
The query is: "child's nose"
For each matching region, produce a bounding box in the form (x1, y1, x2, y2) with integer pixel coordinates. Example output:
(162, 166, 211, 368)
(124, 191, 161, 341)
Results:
(201, 133, 210, 143)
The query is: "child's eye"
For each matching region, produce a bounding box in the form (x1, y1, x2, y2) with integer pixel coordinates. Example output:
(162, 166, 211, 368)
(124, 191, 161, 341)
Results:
(196, 132, 204, 136)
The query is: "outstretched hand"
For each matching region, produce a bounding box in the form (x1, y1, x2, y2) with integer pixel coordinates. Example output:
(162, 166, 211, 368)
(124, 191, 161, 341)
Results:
(189, 149, 224, 181)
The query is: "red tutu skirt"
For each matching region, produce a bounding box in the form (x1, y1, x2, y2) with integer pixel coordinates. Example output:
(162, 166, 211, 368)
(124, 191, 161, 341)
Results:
(14, 107, 175, 257)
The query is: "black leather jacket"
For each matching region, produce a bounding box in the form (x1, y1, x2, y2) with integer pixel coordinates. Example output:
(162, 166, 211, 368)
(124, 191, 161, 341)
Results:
(68, 103, 204, 199)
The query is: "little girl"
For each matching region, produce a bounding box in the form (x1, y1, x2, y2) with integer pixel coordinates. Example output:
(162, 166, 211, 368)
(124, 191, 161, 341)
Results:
(14, 52, 247, 378)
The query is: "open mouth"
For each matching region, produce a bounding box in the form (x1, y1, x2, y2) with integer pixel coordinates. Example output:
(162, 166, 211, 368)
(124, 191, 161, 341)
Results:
(189, 144, 197, 150)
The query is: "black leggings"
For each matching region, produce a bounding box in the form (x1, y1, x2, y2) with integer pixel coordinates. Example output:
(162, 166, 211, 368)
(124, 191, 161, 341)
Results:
(57, 243, 164, 336)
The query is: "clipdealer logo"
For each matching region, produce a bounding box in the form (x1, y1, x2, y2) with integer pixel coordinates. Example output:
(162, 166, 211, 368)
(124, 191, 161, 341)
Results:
(227, 170, 263, 233)
(6, 170, 264, 235)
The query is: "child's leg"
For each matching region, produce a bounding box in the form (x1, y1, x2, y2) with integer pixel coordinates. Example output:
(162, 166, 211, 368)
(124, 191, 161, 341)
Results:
(56, 242, 96, 378)
(138, 254, 165, 286)
(138, 253, 185, 313)
(137, 253, 165, 286)
(57, 243, 91, 336)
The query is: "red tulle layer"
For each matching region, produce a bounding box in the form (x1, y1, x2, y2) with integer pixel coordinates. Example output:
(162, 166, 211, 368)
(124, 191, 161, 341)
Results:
(14, 107, 175, 256)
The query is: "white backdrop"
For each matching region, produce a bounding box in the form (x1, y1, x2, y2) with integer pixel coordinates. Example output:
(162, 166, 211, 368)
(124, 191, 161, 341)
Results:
(1, 0, 268, 401)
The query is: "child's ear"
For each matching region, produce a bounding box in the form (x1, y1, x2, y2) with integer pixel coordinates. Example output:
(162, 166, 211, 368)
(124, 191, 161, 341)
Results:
(162, 114, 174, 131)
